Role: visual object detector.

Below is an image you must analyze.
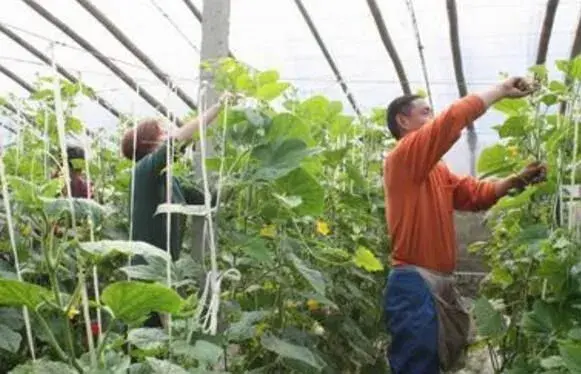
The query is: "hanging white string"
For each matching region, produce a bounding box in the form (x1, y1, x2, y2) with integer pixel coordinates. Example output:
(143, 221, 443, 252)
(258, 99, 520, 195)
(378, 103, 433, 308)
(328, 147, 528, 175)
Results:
(43, 109, 49, 179)
(77, 73, 104, 344)
(50, 43, 97, 366)
(163, 81, 176, 344)
(0, 136, 37, 361)
(192, 83, 240, 336)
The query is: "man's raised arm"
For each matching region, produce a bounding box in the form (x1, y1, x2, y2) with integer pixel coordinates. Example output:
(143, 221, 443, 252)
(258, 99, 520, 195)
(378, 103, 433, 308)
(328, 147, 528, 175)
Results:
(395, 77, 535, 182)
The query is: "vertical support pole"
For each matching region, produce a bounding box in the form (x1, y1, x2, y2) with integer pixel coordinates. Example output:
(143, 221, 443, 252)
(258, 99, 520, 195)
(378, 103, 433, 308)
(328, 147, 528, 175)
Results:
(191, 0, 231, 275)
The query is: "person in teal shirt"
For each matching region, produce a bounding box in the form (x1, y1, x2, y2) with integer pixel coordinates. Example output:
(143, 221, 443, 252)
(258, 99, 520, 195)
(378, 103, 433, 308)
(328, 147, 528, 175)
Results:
(120, 93, 230, 326)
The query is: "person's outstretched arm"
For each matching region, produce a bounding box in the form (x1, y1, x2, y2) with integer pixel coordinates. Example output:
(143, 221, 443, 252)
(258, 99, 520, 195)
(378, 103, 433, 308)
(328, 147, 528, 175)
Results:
(171, 92, 232, 144)
(148, 92, 233, 174)
(450, 161, 547, 212)
(393, 77, 535, 182)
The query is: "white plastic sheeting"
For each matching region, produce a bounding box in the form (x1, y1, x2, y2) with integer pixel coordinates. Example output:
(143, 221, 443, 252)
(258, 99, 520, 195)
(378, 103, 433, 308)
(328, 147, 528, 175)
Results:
(0, 0, 580, 174)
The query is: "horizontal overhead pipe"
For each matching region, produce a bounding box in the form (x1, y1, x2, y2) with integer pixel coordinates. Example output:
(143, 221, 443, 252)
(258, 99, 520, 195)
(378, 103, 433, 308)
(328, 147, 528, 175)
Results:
(0, 23, 122, 119)
(22, 0, 183, 126)
(75, 0, 197, 111)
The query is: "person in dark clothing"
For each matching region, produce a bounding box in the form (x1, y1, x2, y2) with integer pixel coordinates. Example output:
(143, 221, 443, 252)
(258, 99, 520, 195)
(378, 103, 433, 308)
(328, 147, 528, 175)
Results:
(120, 93, 230, 264)
(65, 145, 92, 198)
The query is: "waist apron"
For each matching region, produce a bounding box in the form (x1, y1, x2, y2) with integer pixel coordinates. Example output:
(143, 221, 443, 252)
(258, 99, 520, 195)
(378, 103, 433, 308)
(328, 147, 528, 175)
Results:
(383, 265, 473, 373)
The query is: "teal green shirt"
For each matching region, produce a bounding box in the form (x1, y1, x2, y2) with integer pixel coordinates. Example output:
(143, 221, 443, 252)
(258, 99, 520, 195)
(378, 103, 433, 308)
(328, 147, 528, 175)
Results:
(129, 143, 187, 262)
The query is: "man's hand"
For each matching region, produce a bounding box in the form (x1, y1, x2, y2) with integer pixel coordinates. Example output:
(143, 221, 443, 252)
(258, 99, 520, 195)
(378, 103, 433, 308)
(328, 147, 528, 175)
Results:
(478, 76, 538, 108)
(494, 161, 547, 198)
(514, 161, 547, 189)
(500, 77, 537, 98)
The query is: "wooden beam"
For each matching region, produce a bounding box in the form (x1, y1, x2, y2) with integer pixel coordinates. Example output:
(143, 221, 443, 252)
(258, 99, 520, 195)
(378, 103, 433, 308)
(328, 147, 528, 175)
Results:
(366, 0, 411, 95)
(0, 23, 122, 119)
(536, 0, 560, 65)
(75, 0, 197, 111)
(294, 0, 362, 116)
(22, 0, 183, 126)
(446, 0, 477, 175)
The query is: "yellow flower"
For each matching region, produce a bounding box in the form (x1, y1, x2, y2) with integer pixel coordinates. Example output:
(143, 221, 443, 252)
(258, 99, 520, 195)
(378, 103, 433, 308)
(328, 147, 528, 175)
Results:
(67, 307, 80, 320)
(316, 220, 330, 236)
(260, 224, 276, 238)
(507, 146, 518, 157)
(306, 299, 320, 311)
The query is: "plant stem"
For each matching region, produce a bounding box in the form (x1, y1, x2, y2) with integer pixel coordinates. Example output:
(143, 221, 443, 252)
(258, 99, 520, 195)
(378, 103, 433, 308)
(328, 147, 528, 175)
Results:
(35, 312, 84, 373)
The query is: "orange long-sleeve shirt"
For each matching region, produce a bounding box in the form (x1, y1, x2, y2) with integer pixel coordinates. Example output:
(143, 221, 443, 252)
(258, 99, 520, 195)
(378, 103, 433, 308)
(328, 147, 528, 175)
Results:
(384, 94, 499, 273)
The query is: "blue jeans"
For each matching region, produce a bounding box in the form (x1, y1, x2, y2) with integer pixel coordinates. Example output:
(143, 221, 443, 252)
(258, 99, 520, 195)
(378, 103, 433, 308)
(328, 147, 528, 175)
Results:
(383, 267, 440, 374)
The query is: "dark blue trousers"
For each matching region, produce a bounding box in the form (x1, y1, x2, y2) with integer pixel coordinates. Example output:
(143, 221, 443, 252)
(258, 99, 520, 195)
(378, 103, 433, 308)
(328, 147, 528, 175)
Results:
(383, 267, 440, 374)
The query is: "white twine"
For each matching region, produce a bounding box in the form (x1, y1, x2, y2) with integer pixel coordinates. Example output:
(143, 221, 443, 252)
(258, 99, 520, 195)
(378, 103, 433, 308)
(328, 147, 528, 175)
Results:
(164, 81, 176, 343)
(193, 82, 241, 336)
(77, 74, 104, 344)
(0, 138, 36, 360)
(50, 43, 96, 366)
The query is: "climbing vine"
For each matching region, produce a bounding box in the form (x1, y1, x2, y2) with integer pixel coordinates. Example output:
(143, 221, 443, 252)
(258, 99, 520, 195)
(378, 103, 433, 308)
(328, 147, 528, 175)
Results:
(472, 57, 581, 373)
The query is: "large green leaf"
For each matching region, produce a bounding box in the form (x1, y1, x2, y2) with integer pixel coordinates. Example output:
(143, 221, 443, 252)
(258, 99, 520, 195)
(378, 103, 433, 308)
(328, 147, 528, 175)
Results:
(473, 296, 506, 339)
(0, 308, 24, 330)
(496, 115, 528, 138)
(0, 323, 21, 353)
(9, 360, 76, 374)
(145, 357, 189, 374)
(189, 340, 223, 365)
(267, 113, 312, 145)
(289, 254, 326, 296)
(257, 70, 280, 85)
(226, 311, 270, 342)
(0, 279, 52, 309)
(477, 144, 514, 175)
(42, 197, 109, 225)
(251, 139, 320, 181)
(79, 240, 170, 262)
(521, 300, 560, 336)
(102, 281, 182, 325)
(353, 246, 384, 272)
(276, 168, 324, 216)
(127, 328, 168, 350)
(239, 237, 273, 264)
(261, 333, 324, 371)
(493, 98, 529, 116)
(559, 342, 581, 373)
(256, 82, 290, 101)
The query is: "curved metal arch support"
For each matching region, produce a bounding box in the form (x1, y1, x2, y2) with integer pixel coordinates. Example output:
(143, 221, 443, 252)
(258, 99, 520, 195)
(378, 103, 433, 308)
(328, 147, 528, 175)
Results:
(571, 8, 581, 59)
(0, 65, 39, 126)
(0, 23, 122, 119)
(75, 0, 198, 111)
(366, 0, 412, 96)
(0, 63, 35, 94)
(22, 0, 183, 127)
(293, 0, 362, 117)
(446, 0, 476, 175)
(536, 0, 560, 65)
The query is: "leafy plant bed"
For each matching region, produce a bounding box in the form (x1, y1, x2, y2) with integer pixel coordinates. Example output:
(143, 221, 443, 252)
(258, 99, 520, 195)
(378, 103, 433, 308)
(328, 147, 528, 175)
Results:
(471, 57, 581, 373)
(0, 59, 390, 373)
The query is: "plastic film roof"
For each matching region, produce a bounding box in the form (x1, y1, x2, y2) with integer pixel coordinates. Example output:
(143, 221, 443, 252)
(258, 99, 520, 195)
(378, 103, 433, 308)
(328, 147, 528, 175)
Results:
(0, 0, 580, 174)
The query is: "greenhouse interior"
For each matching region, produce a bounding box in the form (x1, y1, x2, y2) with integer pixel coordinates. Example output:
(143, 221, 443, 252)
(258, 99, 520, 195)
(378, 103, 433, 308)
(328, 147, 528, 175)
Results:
(0, 0, 580, 373)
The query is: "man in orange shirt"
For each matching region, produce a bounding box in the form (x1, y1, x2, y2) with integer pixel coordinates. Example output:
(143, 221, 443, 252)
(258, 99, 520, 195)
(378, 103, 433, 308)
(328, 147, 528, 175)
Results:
(383, 77, 546, 373)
